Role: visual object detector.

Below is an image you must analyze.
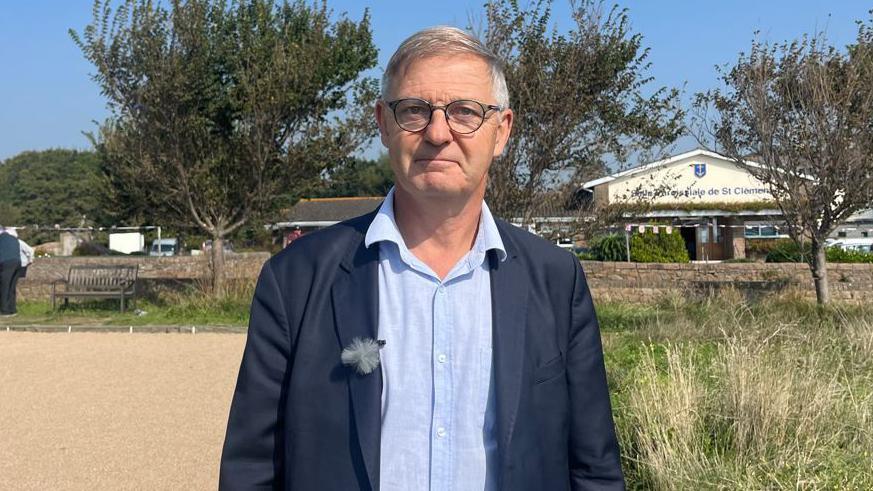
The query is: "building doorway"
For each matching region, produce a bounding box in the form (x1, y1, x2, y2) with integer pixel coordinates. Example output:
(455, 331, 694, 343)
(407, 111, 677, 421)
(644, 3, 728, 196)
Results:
(680, 226, 697, 260)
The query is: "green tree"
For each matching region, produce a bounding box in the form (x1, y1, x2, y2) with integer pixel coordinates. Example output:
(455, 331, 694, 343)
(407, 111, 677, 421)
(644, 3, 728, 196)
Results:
(0, 149, 108, 227)
(71, 0, 378, 294)
(312, 152, 394, 198)
(482, 0, 684, 224)
(694, 16, 873, 304)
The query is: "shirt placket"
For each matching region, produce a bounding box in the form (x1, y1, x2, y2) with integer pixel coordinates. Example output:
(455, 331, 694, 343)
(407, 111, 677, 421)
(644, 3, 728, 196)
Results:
(430, 281, 453, 491)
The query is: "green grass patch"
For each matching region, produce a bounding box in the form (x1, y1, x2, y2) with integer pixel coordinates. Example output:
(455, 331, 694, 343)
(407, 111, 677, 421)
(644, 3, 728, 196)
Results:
(10, 299, 249, 326)
(12, 281, 254, 327)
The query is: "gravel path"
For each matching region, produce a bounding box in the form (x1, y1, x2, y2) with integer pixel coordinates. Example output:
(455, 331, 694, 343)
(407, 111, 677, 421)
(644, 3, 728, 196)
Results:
(0, 332, 246, 490)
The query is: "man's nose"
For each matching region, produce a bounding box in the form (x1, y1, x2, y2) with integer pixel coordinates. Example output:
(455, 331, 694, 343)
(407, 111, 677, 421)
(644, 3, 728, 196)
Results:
(423, 108, 453, 145)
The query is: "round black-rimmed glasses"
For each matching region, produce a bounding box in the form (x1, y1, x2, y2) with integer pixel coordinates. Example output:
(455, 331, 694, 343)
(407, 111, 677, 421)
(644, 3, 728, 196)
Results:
(386, 98, 503, 134)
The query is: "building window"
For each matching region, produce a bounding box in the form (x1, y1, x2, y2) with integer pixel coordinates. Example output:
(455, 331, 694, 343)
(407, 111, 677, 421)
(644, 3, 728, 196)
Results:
(760, 226, 777, 237)
(863, 231, 869, 238)
(838, 231, 847, 238)
(745, 225, 783, 238)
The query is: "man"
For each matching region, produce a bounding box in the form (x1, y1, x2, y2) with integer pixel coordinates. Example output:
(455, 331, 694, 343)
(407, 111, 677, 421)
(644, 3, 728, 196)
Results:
(221, 26, 623, 490)
(0, 227, 23, 317)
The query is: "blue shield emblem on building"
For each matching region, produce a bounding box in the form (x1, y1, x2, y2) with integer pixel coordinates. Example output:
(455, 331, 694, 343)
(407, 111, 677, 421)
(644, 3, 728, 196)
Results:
(693, 163, 707, 178)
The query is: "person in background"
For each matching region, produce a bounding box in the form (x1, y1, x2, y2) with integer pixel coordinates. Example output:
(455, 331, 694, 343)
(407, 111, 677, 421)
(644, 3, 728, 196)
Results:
(8, 228, 34, 313)
(0, 226, 22, 317)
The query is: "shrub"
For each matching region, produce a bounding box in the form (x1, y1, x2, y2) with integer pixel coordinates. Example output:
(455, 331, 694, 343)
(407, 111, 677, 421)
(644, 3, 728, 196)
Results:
(576, 251, 596, 261)
(590, 234, 628, 261)
(764, 239, 808, 263)
(722, 257, 757, 263)
(630, 230, 690, 263)
(72, 241, 116, 256)
(746, 238, 788, 259)
(825, 247, 873, 263)
(764, 240, 873, 263)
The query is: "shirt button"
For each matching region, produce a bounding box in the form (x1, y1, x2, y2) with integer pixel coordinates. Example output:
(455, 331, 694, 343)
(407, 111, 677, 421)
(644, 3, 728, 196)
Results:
(437, 354, 447, 363)
(437, 285, 446, 294)
(436, 427, 446, 438)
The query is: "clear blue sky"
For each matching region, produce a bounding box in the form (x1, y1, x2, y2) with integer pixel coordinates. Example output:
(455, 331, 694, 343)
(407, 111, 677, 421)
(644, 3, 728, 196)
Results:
(1, 0, 870, 161)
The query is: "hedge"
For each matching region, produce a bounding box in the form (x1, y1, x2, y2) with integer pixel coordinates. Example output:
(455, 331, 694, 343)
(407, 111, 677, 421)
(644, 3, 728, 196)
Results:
(630, 230, 690, 263)
(764, 239, 873, 263)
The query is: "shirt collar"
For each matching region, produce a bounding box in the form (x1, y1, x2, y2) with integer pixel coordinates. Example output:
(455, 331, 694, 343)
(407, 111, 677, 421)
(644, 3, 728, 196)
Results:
(364, 187, 507, 262)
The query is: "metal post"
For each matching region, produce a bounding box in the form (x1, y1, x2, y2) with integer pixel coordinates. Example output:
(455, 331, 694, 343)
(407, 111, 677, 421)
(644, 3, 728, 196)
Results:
(625, 228, 631, 262)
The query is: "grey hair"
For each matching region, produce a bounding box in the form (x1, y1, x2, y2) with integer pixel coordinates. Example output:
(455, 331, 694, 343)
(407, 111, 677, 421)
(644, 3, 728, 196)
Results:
(381, 26, 510, 109)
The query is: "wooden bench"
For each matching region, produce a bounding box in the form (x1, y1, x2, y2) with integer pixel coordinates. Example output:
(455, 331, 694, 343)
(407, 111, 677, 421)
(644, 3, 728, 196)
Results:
(51, 265, 139, 312)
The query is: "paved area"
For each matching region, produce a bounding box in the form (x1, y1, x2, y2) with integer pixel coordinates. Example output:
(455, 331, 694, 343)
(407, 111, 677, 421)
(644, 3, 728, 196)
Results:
(0, 332, 247, 490)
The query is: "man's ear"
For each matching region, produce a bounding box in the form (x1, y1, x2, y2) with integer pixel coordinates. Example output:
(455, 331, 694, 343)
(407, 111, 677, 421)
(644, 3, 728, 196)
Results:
(492, 108, 514, 158)
(375, 100, 390, 147)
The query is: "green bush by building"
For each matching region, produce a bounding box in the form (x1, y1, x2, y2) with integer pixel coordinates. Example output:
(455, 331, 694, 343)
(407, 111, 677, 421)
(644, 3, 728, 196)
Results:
(587, 229, 690, 263)
(630, 230, 690, 263)
(589, 234, 628, 261)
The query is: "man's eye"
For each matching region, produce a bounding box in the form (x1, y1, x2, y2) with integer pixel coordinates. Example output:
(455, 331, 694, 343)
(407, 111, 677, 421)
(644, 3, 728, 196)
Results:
(400, 105, 427, 116)
(449, 103, 481, 118)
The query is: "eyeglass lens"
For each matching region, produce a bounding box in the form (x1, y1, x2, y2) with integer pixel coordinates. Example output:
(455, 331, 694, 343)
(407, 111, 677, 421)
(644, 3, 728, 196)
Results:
(393, 99, 486, 134)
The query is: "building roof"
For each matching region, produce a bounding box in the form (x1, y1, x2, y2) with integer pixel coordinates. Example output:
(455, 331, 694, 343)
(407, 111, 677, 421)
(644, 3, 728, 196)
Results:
(273, 197, 384, 228)
(580, 148, 766, 190)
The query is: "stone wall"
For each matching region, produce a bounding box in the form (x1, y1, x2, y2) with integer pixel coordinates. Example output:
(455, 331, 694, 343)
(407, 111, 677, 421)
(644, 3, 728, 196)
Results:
(16, 253, 873, 304)
(17, 253, 271, 302)
(582, 261, 873, 304)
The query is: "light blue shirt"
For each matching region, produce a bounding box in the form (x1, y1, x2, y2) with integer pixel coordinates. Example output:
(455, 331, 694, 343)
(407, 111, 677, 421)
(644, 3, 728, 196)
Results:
(365, 188, 506, 491)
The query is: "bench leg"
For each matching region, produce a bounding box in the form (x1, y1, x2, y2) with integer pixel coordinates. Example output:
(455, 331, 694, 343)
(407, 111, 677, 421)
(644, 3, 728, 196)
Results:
(121, 296, 126, 313)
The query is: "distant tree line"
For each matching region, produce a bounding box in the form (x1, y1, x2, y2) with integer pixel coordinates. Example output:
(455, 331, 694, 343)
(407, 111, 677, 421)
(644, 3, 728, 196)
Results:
(0, 149, 107, 228)
(0, 148, 392, 228)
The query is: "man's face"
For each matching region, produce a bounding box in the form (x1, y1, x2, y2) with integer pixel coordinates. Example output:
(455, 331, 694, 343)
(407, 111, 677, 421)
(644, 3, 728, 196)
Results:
(375, 54, 513, 201)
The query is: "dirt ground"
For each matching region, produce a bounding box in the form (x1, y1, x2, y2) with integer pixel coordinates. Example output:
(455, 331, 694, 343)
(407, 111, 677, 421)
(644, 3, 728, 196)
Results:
(0, 332, 247, 490)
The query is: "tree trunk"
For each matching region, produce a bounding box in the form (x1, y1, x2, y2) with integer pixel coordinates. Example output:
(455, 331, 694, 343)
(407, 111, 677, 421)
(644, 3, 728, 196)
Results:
(810, 242, 830, 305)
(211, 236, 226, 297)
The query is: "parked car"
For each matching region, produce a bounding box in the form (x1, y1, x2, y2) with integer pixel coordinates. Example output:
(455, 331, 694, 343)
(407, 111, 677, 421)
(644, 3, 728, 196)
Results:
(149, 238, 179, 256)
(201, 239, 234, 254)
(827, 238, 873, 253)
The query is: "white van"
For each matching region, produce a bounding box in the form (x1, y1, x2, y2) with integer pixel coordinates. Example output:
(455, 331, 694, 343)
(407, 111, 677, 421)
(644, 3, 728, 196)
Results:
(827, 238, 873, 253)
(149, 238, 179, 256)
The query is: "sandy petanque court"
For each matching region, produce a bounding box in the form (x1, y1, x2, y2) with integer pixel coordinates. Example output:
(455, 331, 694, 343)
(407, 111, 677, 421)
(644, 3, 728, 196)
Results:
(0, 332, 247, 490)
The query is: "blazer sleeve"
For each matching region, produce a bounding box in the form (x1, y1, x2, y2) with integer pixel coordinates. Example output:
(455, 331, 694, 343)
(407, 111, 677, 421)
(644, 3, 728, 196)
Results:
(566, 257, 625, 490)
(220, 260, 291, 490)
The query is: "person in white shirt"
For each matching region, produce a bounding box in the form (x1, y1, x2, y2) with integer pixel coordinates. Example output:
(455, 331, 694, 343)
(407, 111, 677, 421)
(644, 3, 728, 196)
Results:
(3, 228, 34, 316)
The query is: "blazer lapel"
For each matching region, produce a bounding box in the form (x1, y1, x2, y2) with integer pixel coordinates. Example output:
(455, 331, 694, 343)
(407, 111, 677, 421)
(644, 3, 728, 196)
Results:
(488, 240, 529, 473)
(332, 236, 382, 491)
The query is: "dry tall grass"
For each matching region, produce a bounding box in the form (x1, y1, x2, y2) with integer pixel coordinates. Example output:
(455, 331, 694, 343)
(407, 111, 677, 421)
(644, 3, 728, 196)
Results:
(605, 293, 873, 490)
(624, 346, 713, 489)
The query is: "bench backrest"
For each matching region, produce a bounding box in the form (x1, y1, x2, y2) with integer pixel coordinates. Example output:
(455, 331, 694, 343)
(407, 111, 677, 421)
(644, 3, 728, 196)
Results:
(66, 265, 139, 292)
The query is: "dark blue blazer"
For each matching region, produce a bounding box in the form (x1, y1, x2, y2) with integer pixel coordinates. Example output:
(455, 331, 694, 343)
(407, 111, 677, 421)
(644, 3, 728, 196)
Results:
(220, 210, 624, 490)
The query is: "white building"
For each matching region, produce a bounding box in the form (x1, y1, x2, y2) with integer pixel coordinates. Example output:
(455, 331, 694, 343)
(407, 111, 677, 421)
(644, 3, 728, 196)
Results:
(581, 149, 872, 260)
